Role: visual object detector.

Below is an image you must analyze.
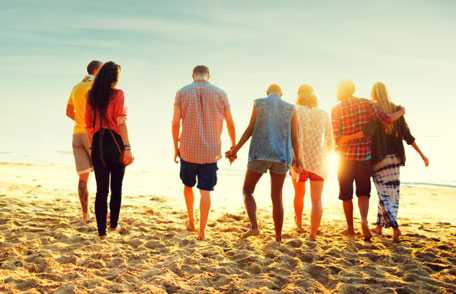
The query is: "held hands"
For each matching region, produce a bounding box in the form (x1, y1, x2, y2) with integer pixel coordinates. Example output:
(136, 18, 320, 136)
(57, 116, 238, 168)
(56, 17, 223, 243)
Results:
(225, 145, 238, 164)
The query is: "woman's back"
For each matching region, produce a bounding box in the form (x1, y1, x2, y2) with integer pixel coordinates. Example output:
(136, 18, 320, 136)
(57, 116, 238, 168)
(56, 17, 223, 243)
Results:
(296, 105, 333, 178)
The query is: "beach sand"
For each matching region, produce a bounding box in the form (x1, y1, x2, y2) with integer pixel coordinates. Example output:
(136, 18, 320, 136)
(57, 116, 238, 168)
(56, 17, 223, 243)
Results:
(0, 163, 455, 293)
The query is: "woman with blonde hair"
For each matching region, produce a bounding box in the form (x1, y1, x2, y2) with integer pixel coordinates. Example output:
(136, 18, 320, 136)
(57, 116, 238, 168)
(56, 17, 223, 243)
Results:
(292, 84, 334, 240)
(342, 82, 428, 242)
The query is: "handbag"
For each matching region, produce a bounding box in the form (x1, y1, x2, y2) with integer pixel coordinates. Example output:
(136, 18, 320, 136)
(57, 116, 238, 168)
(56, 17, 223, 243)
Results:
(108, 129, 134, 166)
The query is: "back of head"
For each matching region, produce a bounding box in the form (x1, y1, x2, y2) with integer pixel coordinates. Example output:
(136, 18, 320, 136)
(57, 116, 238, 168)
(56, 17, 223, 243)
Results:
(88, 61, 121, 115)
(192, 65, 210, 81)
(87, 60, 102, 75)
(296, 84, 318, 108)
(266, 84, 283, 97)
(371, 81, 396, 134)
(337, 80, 356, 101)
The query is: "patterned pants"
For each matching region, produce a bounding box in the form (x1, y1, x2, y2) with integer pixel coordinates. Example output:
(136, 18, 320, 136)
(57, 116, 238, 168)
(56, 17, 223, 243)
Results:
(373, 154, 401, 228)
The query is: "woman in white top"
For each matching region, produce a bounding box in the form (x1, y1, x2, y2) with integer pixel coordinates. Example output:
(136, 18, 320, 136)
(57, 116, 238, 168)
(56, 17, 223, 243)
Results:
(291, 84, 334, 240)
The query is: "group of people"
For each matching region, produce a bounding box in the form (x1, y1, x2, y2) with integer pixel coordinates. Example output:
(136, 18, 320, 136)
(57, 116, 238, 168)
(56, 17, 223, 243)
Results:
(66, 62, 428, 242)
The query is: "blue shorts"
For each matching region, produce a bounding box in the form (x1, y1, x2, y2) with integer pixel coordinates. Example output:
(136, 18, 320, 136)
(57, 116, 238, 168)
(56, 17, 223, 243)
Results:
(180, 159, 218, 191)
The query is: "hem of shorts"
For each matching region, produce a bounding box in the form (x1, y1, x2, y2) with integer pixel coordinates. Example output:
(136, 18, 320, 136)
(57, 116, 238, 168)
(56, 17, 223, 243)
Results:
(247, 158, 291, 167)
(196, 186, 214, 192)
(77, 167, 93, 175)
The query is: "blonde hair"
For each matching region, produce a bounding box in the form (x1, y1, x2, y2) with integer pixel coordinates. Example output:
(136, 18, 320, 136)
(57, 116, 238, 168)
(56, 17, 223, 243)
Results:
(371, 82, 397, 135)
(337, 80, 356, 101)
(266, 84, 283, 96)
(296, 84, 318, 108)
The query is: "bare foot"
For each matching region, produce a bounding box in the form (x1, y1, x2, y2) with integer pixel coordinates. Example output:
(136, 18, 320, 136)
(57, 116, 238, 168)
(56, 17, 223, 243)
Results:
(393, 228, 401, 243)
(82, 212, 90, 224)
(109, 225, 121, 233)
(361, 221, 372, 242)
(186, 221, 196, 232)
(99, 234, 107, 240)
(371, 225, 382, 235)
(241, 228, 260, 239)
(296, 224, 304, 233)
(197, 234, 205, 241)
(341, 228, 356, 237)
(309, 233, 317, 241)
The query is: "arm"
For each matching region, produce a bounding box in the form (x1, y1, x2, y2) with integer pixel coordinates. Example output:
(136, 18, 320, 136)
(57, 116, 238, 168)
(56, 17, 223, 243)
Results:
(227, 104, 256, 159)
(66, 96, 75, 120)
(388, 107, 405, 122)
(114, 90, 133, 162)
(85, 102, 94, 145)
(338, 131, 364, 145)
(331, 109, 342, 147)
(399, 117, 428, 167)
(324, 114, 335, 151)
(411, 142, 429, 167)
(172, 105, 182, 163)
(291, 109, 303, 171)
(224, 109, 236, 147)
(371, 103, 405, 125)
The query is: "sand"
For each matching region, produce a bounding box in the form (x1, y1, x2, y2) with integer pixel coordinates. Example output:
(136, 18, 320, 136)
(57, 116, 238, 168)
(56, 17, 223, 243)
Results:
(0, 163, 455, 293)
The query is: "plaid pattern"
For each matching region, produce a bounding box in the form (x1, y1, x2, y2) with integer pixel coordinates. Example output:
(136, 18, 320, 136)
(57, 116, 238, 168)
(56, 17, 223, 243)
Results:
(175, 81, 229, 164)
(331, 98, 391, 161)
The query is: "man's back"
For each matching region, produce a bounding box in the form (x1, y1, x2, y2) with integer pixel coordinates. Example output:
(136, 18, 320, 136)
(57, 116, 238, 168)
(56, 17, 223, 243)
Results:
(175, 81, 229, 164)
(70, 78, 93, 134)
(249, 95, 295, 165)
(332, 97, 389, 160)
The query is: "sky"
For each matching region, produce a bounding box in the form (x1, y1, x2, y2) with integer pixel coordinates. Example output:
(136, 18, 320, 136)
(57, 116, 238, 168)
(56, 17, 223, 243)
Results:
(1, 0, 455, 185)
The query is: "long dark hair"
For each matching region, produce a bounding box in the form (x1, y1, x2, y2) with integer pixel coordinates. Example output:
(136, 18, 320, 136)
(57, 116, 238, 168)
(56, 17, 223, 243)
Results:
(88, 61, 120, 121)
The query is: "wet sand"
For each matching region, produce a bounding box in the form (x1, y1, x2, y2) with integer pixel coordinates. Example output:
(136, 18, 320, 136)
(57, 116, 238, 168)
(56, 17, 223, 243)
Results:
(0, 163, 455, 293)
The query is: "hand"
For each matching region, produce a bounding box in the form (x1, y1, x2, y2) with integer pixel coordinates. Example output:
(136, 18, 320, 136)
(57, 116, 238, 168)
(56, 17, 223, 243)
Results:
(225, 146, 238, 164)
(422, 155, 429, 167)
(292, 158, 303, 174)
(338, 136, 350, 145)
(174, 148, 180, 163)
(123, 149, 134, 165)
(399, 106, 406, 116)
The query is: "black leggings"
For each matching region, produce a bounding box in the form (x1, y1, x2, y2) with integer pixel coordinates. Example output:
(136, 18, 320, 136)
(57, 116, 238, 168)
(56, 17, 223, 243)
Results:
(91, 129, 125, 236)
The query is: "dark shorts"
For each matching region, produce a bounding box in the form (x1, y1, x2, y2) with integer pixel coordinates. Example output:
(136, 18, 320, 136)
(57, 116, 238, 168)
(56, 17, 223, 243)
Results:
(338, 159, 372, 201)
(180, 159, 218, 191)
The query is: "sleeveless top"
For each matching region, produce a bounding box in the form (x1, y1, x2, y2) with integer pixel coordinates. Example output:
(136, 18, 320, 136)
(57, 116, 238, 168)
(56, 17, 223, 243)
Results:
(248, 94, 295, 166)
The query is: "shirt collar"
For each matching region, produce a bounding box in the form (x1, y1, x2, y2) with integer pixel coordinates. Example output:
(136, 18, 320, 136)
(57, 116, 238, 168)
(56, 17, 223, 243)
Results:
(83, 74, 94, 82)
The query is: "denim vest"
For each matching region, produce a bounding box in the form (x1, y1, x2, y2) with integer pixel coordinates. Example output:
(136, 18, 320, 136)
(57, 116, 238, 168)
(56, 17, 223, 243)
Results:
(248, 95, 295, 166)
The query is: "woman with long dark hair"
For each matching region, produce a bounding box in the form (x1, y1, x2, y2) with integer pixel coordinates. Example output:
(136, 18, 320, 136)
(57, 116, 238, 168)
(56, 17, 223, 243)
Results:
(85, 61, 134, 238)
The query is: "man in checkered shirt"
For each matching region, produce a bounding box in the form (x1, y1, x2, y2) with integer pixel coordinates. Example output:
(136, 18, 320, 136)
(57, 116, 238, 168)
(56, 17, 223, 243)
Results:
(172, 65, 236, 240)
(331, 80, 404, 241)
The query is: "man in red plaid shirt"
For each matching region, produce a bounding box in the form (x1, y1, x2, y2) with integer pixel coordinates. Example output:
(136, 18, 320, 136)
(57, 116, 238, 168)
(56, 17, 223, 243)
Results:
(332, 80, 404, 241)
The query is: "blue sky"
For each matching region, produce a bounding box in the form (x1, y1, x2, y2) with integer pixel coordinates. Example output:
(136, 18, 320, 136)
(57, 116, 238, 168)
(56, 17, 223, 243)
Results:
(1, 0, 455, 183)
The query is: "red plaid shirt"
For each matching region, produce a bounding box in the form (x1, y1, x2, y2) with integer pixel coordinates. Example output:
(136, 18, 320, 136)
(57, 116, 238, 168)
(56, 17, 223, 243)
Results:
(331, 97, 391, 161)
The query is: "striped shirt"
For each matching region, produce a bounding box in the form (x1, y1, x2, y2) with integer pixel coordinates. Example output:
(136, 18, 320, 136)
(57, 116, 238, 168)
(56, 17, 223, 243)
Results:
(174, 81, 230, 164)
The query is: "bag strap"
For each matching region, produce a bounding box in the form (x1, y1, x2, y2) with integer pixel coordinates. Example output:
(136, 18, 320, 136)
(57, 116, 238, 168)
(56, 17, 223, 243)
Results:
(108, 129, 123, 154)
